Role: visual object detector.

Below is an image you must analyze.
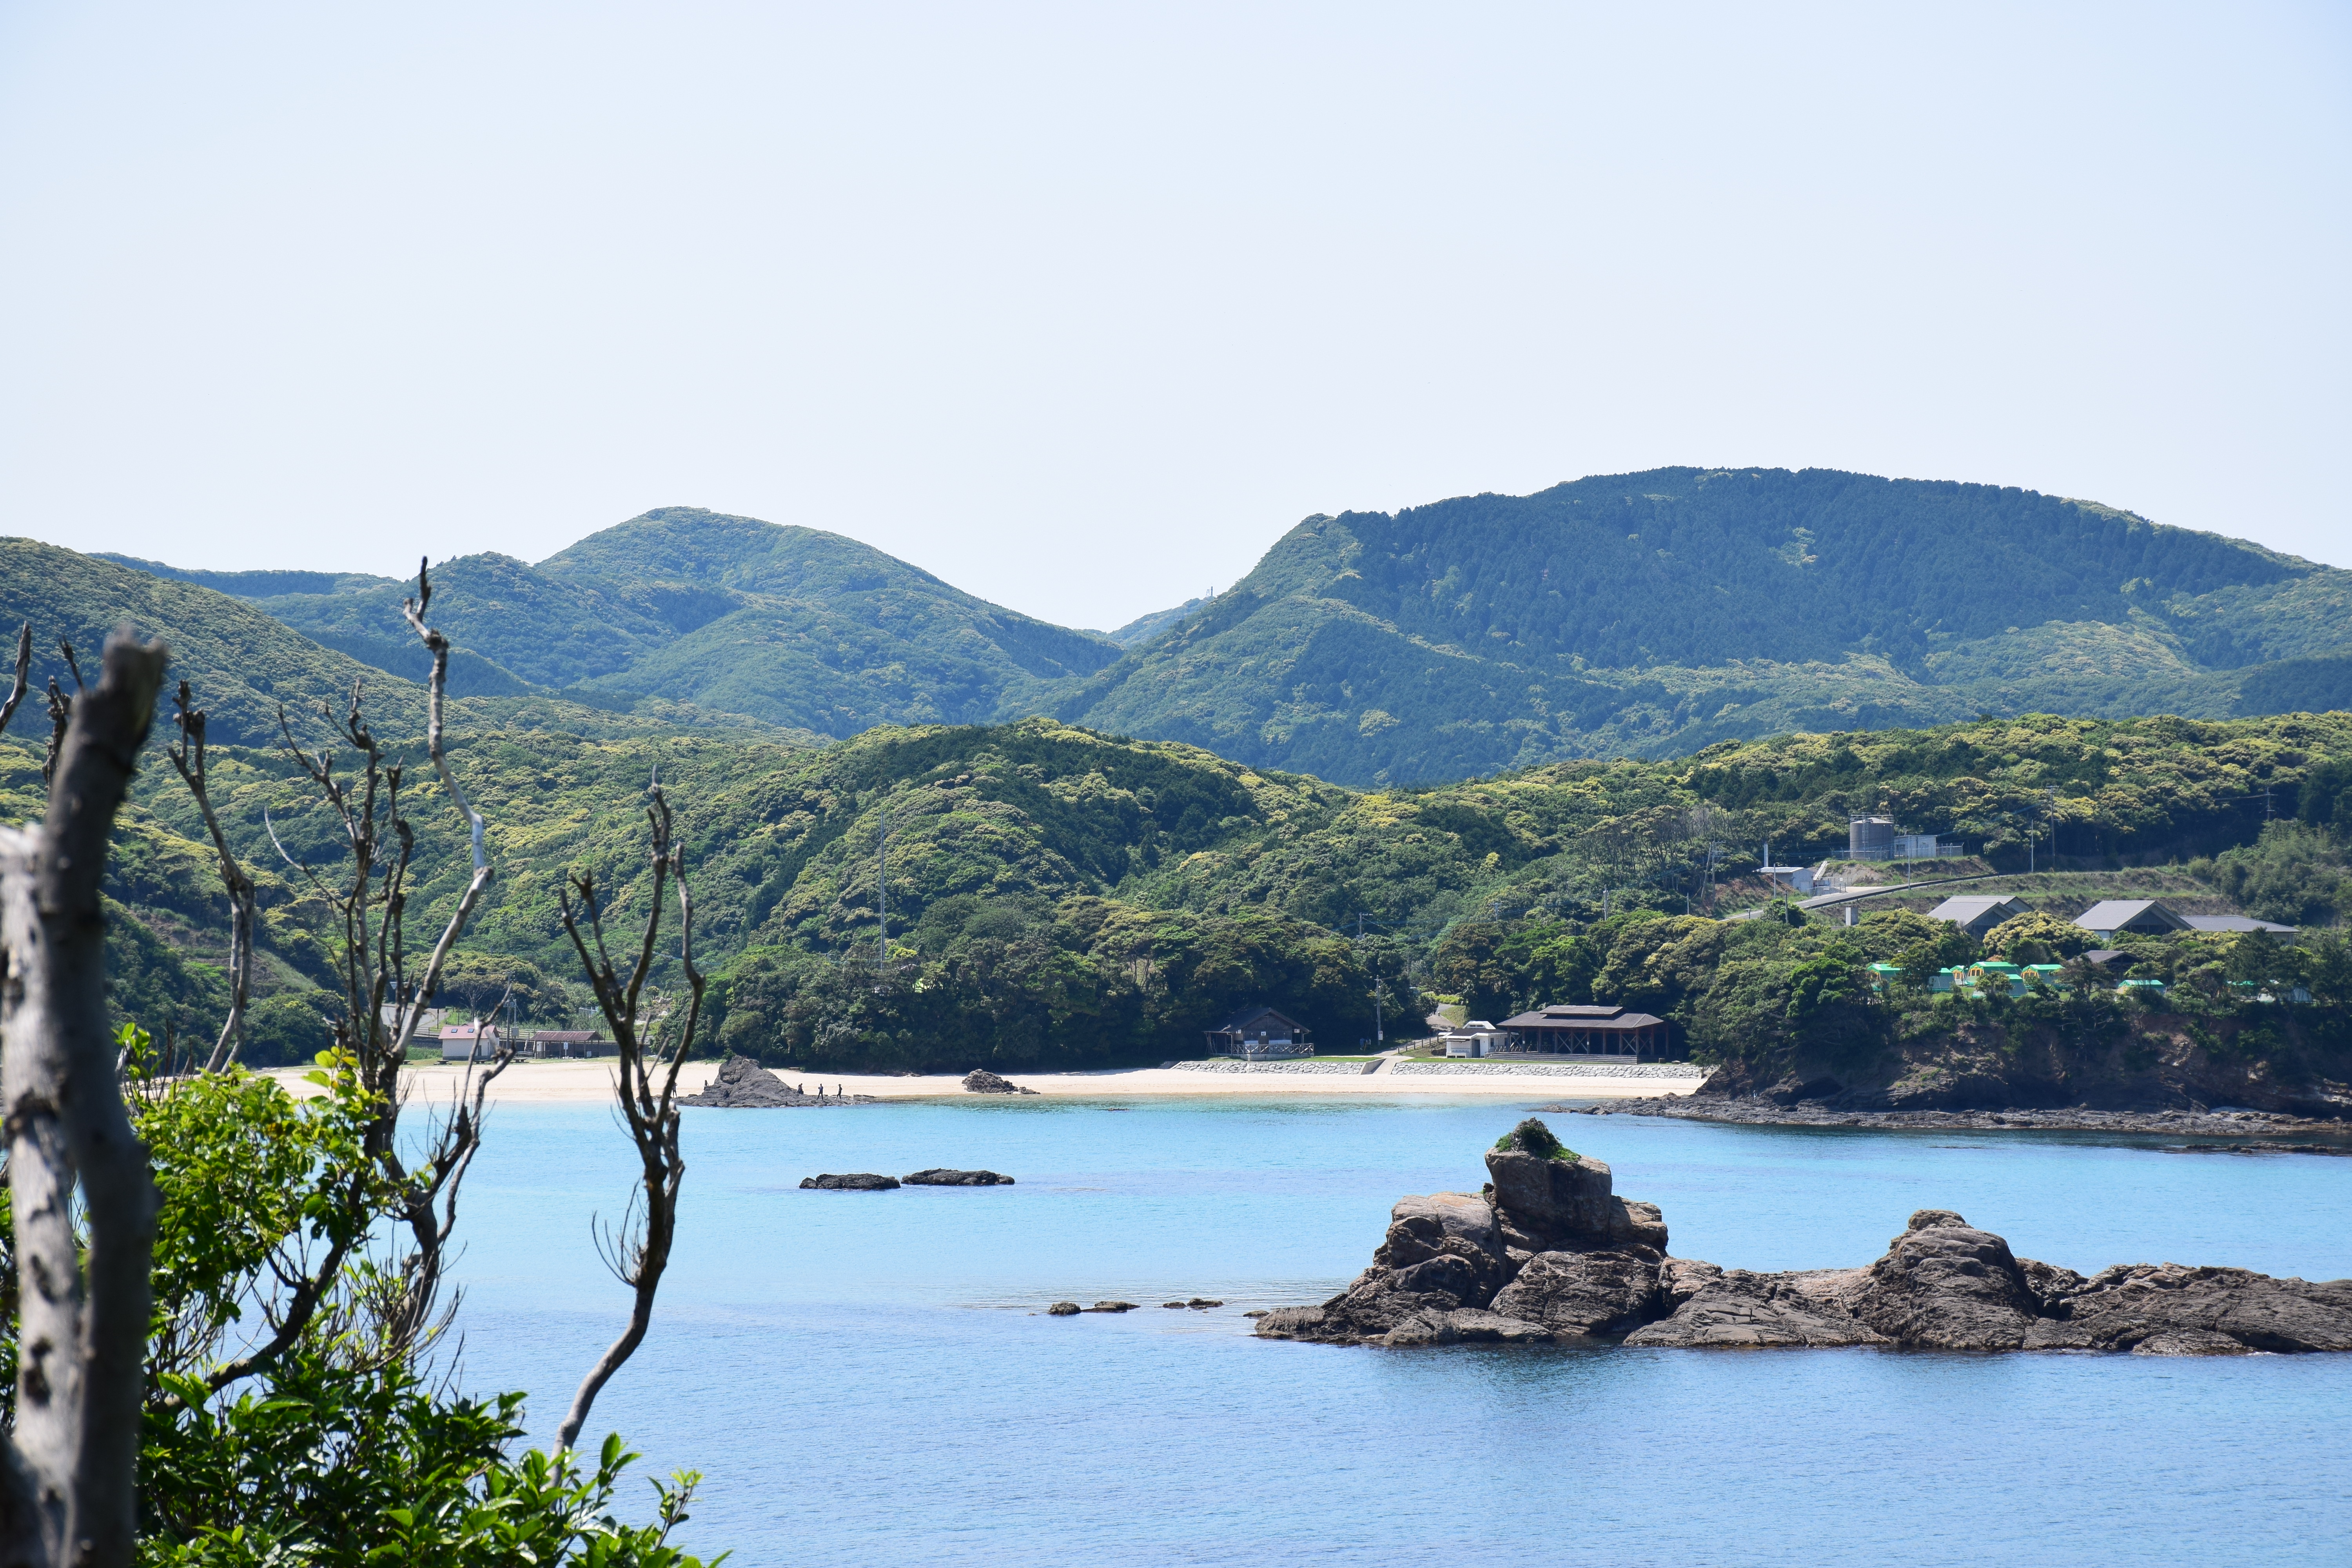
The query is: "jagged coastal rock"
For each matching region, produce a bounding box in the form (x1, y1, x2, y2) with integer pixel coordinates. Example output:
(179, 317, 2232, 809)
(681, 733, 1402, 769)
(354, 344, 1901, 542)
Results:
(1254, 1118, 2352, 1355)
(963, 1069, 1039, 1095)
(904, 1168, 1016, 1185)
(800, 1172, 900, 1190)
(682, 1055, 879, 1108)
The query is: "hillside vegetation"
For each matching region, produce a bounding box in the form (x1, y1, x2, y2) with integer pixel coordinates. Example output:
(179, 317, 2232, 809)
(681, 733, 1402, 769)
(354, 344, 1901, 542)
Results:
(56, 693, 2352, 1072)
(109, 468, 2352, 788)
(138, 508, 1123, 735)
(1056, 468, 2352, 782)
(4, 539, 808, 746)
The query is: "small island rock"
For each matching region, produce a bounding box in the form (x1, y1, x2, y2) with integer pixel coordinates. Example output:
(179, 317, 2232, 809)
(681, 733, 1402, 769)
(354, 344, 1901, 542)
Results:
(799, 1172, 900, 1191)
(903, 1168, 1015, 1186)
(1257, 1121, 2352, 1356)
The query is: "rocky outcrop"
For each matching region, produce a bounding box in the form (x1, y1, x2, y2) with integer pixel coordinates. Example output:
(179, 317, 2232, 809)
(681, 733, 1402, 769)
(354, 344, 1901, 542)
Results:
(964, 1069, 1039, 1095)
(682, 1055, 879, 1107)
(1490, 1245, 1670, 1338)
(1573, 1098, 2352, 1141)
(1621, 1269, 1887, 1348)
(904, 1168, 1015, 1185)
(1256, 1118, 1691, 1348)
(2024, 1265, 2352, 1354)
(1573, 1020, 2352, 1131)
(1256, 1119, 2352, 1356)
(799, 1172, 899, 1190)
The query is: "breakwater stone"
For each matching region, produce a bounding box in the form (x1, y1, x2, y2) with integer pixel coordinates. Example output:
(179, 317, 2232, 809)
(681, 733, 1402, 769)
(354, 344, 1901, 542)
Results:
(1254, 1117, 2352, 1356)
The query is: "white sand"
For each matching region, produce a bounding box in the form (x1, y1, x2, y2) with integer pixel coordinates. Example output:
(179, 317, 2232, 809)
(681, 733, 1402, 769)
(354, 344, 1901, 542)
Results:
(297, 1058, 1708, 1105)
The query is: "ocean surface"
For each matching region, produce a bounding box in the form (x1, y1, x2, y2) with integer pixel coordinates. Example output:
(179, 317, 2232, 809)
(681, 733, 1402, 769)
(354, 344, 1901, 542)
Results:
(448, 1095, 2352, 1566)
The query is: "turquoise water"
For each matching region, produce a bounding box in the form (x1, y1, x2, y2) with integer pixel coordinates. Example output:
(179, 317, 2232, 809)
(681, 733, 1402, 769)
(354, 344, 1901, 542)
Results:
(452, 1098, 2352, 1565)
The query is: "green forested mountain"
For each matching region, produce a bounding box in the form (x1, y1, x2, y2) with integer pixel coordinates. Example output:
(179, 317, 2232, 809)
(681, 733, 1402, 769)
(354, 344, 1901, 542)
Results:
(131, 508, 1125, 733)
(3, 539, 786, 746)
(1057, 468, 2352, 783)
(103, 473, 2352, 787)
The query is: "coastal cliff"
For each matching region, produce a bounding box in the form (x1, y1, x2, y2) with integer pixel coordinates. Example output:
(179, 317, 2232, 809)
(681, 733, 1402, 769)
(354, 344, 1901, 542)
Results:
(1254, 1119, 2352, 1354)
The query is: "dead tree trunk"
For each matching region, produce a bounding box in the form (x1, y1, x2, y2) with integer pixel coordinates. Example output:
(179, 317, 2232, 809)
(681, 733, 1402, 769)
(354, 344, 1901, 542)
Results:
(0, 631, 168, 1568)
(552, 781, 704, 1451)
(165, 682, 258, 1073)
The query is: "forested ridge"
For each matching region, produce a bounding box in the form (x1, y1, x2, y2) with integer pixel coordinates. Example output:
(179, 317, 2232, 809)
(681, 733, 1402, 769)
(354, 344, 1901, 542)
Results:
(1059, 468, 2352, 782)
(47, 701, 2352, 1073)
(97, 467, 2352, 789)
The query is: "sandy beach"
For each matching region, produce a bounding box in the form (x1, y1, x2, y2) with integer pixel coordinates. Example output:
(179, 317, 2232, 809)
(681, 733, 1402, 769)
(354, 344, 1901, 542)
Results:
(314, 1058, 1711, 1105)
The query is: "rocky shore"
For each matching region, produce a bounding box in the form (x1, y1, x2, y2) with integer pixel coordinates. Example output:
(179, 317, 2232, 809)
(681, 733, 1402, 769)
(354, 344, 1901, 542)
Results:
(1570, 1094, 2352, 1142)
(1253, 1118, 2352, 1354)
(681, 1055, 880, 1108)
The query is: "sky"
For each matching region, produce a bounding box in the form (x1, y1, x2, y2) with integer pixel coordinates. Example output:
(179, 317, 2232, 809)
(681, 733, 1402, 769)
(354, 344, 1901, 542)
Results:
(2, 2, 2347, 632)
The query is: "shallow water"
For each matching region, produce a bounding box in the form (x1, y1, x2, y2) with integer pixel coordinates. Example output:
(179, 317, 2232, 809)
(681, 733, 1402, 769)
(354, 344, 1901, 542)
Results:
(451, 1097, 2352, 1565)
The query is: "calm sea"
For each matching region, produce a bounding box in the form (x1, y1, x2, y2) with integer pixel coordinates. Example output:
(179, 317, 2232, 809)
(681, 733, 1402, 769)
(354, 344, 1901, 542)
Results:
(449, 1096, 2352, 1566)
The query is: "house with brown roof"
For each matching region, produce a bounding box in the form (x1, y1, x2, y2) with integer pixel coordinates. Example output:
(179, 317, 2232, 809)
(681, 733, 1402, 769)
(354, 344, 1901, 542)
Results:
(1495, 1004, 1669, 1061)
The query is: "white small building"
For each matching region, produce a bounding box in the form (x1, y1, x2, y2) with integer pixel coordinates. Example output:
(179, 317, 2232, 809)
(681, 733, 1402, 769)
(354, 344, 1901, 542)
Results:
(439, 1021, 504, 1062)
(1444, 1020, 1502, 1057)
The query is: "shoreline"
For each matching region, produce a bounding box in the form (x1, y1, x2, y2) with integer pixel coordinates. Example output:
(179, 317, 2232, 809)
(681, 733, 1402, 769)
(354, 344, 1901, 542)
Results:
(1580, 1093, 2352, 1142)
(290, 1058, 1714, 1105)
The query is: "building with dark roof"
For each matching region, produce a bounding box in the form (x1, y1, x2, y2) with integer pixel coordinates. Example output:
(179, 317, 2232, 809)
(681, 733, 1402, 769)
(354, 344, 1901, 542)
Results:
(1926, 895, 2031, 939)
(1494, 1004, 1668, 1061)
(1205, 1005, 1311, 1058)
(2073, 900, 2192, 940)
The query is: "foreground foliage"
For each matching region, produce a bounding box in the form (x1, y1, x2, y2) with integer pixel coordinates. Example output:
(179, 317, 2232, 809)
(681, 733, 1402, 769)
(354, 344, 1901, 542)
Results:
(110, 1054, 723, 1564)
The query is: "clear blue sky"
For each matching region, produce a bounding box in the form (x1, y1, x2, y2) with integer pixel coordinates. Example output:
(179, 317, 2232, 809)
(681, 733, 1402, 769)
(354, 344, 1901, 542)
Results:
(2, 2, 2345, 629)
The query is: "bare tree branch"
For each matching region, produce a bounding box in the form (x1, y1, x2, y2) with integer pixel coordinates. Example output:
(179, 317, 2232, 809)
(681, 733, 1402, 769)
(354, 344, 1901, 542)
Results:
(0, 628, 167, 1568)
(166, 681, 260, 1073)
(553, 778, 704, 1451)
(0, 622, 30, 737)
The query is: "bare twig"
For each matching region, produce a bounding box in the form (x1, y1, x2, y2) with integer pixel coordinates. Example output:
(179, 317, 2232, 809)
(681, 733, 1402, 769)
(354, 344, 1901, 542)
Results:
(553, 777, 704, 1450)
(167, 681, 260, 1073)
(0, 628, 168, 1568)
(0, 621, 31, 735)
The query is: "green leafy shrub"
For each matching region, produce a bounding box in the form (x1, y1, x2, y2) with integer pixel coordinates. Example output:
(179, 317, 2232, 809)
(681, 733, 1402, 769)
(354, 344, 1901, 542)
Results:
(1494, 1117, 1577, 1161)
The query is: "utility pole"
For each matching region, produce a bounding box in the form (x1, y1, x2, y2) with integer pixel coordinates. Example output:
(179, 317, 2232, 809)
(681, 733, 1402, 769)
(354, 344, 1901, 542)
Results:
(1355, 912, 1385, 1045)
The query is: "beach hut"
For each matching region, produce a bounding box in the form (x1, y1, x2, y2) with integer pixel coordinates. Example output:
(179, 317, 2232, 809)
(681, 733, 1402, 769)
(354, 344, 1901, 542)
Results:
(439, 1021, 504, 1062)
(1443, 1021, 1503, 1057)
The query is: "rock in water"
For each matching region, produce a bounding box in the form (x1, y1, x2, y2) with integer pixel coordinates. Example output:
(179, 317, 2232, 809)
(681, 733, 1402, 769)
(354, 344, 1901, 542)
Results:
(1047, 1302, 1080, 1316)
(1083, 1301, 1138, 1313)
(903, 1168, 1016, 1185)
(2023, 1265, 2352, 1354)
(1256, 1119, 2352, 1356)
(1621, 1270, 1889, 1348)
(682, 1054, 879, 1108)
(1491, 1247, 1670, 1338)
(799, 1172, 900, 1190)
(963, 1069, 1039, 1095)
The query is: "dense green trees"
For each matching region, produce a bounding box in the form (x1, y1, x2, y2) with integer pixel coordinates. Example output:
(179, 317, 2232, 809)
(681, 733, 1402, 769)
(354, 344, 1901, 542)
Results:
(1059, 469, 2352, 782)
(2192, 822, 2347, 926)
(28, 699, 2349, 1071)
(714, 897, 1390, 1070)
